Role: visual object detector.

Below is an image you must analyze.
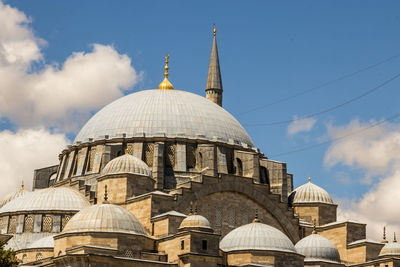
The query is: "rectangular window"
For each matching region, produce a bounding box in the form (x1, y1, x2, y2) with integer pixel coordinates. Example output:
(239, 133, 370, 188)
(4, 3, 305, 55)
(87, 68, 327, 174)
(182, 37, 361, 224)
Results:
(181, 240, 184, 250)
(202, 240, 208, 251)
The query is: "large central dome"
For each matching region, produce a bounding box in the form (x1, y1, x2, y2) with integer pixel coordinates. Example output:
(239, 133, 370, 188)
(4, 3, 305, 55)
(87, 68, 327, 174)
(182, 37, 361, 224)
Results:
(75, 89, 254, 148)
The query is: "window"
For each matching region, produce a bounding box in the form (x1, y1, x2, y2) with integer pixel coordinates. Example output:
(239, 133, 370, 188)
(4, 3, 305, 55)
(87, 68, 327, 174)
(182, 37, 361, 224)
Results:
(202, 240, 208, 251)
(61, 215, 71, 231)
(123, 249, 134, 258)
(8, 216, 16, 234)
(24, 215, 34, 233)
(181, 240, 185, 250)
(22, 254, 27, 263)
(236, 158, 243, 176)
(42, 216, 53, 232)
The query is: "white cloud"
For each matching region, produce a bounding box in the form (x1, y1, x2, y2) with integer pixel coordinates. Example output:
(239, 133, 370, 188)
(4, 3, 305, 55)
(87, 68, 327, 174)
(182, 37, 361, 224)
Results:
(324, 119, 400, 240)
(287, 116, 317, 135)
(0, 128, 69, 199)
(0, 1, 141, 132)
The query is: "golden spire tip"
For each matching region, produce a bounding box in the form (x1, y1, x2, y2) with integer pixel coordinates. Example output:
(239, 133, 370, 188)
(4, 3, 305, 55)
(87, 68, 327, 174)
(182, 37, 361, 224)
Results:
(21, 180, 24, 191)
(158, 54, 174, 90)
(213, 24, 216, 37)
(308, 176, 311, 183)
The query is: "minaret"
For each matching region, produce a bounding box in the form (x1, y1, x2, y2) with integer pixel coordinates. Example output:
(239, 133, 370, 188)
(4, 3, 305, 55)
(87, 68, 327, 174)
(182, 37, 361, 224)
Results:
(205, 24, 223, 106)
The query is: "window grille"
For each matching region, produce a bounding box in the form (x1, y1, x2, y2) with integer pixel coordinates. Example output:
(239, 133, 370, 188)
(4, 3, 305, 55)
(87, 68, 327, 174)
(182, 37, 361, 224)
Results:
(143, 143, 154, 167)
(186, 144, 196, 169)
(36, 253, 43, 261)
(215, 209, 222, 227)
(123, 249, 134, 258)
(42, 216, 53, 232)
(126, 144, 133, 155)
(87, 147, 96, 172)
(61, 215, 71, 230)
(24, 215, 34, 233)
(166, 144, 175, 167)
(8, 216, 16, 234)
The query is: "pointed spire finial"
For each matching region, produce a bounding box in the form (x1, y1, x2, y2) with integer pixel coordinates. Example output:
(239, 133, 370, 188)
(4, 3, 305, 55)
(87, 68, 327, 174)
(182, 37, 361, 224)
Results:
(21, 180, 24, 191)
(125, 146, 130, 155)
(194, 206, 198, 215)
(104, 185, 109, 203)
(382, 226, 388, 243)
(205, 24, 223, 106)
(158, 54, 174, 90)
(253, 209, 260, 223)
(308, 176, 311, 183)
(312, 220, 317, 234)
(394, 232, 397, 243)
(189, 201, 193, 215)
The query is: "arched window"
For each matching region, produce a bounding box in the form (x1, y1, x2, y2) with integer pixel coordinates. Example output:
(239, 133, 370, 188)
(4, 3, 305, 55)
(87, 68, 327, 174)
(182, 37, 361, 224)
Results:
(236, 158, 243, 176)
(259, 166, 270, 185)
(42, 216, 53, 232)
(198, 152, 203, 170)
(24, 215, 34, 233)
(22, 254, 27, 263)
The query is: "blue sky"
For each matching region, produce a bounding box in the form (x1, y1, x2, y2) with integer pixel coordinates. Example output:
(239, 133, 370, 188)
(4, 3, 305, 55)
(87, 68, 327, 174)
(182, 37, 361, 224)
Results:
(1, 1, 400, 238)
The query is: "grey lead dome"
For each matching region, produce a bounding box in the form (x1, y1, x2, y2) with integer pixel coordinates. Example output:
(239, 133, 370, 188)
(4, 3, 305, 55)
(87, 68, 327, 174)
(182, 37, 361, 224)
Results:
(63, 203, 147, 236)
(101, 154, 152, 177)
(219, 221, 296, 253)
(74, 89, 254, 148)
(295, 233, 340, 263)
(290, 180, 334, 205)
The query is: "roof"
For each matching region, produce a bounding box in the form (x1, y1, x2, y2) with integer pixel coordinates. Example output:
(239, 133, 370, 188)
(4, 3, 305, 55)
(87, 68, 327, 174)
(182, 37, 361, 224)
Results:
(179, 214, 212, 231)
(74, 89, 254, 148)
(62, 203, 147, 236)
(348, 239, 382, 246)
(152, 211, 187, 219)
(219, 221, 296, 253)
(295, 233, 340, 263)
(0, 187, 90, 214)
(379, 242, 400, 257)
(102, 154, 151, 177)
(290, 180, 333, 205)
(27, 235, 54, 249)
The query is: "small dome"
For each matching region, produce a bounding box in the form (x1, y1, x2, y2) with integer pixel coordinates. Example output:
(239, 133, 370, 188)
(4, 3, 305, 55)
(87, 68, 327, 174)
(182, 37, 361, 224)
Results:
(63, 203, 146, 236)
(295, 234, 340, 263)
(0, 188, 27, 208)
(219, 221, 296, 253)
(179, 214, 212, 231)
(379, 242, 400, 257)
(0, 187, 90, 214)
(289, 179, 333, 205)
(101, 154, 151, 177)
(28, 235, 54, 249)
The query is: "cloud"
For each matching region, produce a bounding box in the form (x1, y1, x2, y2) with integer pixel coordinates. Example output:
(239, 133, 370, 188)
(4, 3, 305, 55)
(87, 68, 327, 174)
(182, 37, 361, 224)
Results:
(287, 116, 317, 135)
(0, 128, 69, 199)
(324, 119, 400, 240)
(0, 1, 141, 132)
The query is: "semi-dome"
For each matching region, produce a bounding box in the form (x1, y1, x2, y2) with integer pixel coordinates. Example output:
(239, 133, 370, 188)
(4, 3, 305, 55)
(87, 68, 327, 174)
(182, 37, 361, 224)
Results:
(289, 179, 334, 205)
(74, 89, 254, 148)
(295, 233, 340, 263)
(27, 235, 54, 249)
(219, 220, 296, 253)
(102, 154, 151, 177)
(0, 187, 90, 214)
(379, 242, 400, 257)
(179, 214, 212, 231)
(63, 203, 146, 236)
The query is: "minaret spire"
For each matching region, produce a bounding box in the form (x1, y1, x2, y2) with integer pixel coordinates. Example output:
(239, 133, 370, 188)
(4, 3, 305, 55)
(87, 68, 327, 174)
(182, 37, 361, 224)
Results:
(205, 24, 223, 106)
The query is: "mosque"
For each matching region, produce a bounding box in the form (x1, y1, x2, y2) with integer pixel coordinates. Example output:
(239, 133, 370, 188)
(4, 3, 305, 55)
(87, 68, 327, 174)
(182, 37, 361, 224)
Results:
(0, 26, 399, 267)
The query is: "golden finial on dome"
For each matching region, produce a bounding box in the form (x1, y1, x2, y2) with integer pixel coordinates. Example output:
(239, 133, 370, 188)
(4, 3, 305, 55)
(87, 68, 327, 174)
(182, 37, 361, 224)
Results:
(213, 24, 216, 37)
(308, 176, 311, 183)
(21, 180, 24, 191)
(158, 54, 174, 90)
(394, 232, 397, 243)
